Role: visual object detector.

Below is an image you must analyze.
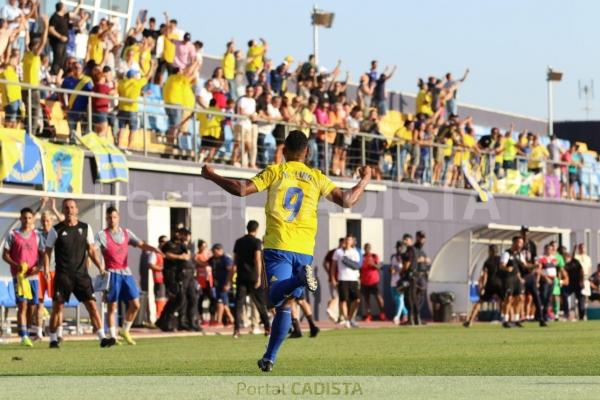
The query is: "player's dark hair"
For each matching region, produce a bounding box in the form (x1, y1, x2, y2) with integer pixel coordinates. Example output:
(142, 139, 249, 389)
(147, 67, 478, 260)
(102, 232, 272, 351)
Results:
(247, 220, 259, 233)
(158, 235, 168, 243)
(62, 198, 76, 207)
(106, 206, 118, 215)
(512, 236, 522, 243)
(197, 239, 206, 248)
(284, 130, 308, 155)
(20, 207, 34, 216)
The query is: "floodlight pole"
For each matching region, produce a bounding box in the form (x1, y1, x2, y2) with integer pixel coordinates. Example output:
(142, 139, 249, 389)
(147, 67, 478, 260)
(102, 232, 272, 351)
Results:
(313, 4, 319, 66)
(547, 70, 554, 136)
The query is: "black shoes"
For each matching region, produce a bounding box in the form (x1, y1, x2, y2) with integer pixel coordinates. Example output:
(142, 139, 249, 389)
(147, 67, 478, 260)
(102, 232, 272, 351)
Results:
(539, 320, 548, 327)
(502, 322, 511, 329)
(514, 321, 523, 328)
(289, 330, 302, 339)
(462, 321, 471, 328)
(310, 326, 320, 338)
(257, 358, 273, 372)
(100, 337, 117, 348)
(49, 341, 60, 349)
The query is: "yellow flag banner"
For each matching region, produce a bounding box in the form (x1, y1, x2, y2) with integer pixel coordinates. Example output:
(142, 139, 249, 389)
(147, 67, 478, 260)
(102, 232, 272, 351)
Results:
(79, 132, 129, 183)
(0, 129, 25, 180)
(38, 140, 84, 193)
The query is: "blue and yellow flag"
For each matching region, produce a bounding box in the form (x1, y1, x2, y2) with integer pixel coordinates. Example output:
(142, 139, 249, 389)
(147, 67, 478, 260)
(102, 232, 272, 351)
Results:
(80, 132, 129, 183)
(0, 128, 25, 181)
(1, 131, 44, 185)
(38, 141, 84, 193)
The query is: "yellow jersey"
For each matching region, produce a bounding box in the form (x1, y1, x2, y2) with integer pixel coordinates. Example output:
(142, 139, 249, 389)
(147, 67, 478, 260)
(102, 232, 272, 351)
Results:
(1, 65, 21, 104)
(251, 161, 337, 255)
(22, 51, 40, 85)
(163, 73, 191, 106)
(246, 44, 265, 72)
(461, 133, 476, 162)
(88, 34, 104, 65)
(117, 77, 147, 112)
(222, 52, 235, 80)
(197, 106, 223, 138)
(162, 33, 178, 64)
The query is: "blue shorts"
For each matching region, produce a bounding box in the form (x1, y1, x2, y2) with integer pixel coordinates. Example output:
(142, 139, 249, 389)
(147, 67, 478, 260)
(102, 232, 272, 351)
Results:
(4, 100, 21, 122)
(263, 249, 313, 307)
(13, 278, 39, 305)
(117, 110, 139, 131)
(106, 272, 139, 303)
(93, 112, 108, 124)
(215, 285, 229, 304)
(166, 108, 182, 127)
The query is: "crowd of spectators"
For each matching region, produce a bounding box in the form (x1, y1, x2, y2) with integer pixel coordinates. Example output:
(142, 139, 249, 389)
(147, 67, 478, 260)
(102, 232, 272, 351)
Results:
(0, 1, 594, 200)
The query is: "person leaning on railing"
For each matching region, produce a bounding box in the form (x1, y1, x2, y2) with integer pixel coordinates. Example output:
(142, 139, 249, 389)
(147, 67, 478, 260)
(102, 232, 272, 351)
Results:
(22, 14, 48, 135)
(116, 59, 157, 152)
(0, 47, 22, 129)
(61, 60, 92, 144)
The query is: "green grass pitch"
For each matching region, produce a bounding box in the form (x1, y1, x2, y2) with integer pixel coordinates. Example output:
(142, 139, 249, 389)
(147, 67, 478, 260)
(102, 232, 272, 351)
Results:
(0, 322, 598, 376)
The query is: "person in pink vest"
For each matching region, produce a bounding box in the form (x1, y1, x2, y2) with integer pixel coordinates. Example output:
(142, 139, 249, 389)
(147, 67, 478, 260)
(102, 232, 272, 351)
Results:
(95, 206, 162, 345)
(2, 207, 45, 347)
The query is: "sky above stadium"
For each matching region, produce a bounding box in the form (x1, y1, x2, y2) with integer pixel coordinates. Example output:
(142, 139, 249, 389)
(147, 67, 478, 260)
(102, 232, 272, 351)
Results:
(134, 0, 599, 123)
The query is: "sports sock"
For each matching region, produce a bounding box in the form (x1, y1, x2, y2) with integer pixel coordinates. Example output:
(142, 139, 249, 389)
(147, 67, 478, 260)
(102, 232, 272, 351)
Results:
(97, 329, 106, 340)
(109, 326, 117, 338)
(268, 276, 305, 306)
(306, 315, 316, 330)
(291, 317, 301, 334)
(18, 325, 28, 337)
(122, 320, 133, 333)
(36, 326, 43, 338)
(553, 300, 559, 316)
(263, 308, 292, 363)
(57, 326, 63, 338)
(49, 332, 58, 342)
(514, 314, 520, 321)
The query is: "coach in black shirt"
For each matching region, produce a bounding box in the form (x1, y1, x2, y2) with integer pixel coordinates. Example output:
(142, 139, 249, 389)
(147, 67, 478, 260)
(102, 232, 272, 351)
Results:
(232, 220, 271, 338)
(43, 198, 113, 348)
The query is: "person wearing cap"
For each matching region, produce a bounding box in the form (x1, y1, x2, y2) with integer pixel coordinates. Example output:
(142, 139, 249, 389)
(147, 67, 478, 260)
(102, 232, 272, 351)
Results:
(155, 228, 191, 332)
(464, 244, 503, 328)
(116, 59, 157, 152)
(209, 243, 234, 327)
(172, 32, 195, 72)
(270, 59, 292, 96)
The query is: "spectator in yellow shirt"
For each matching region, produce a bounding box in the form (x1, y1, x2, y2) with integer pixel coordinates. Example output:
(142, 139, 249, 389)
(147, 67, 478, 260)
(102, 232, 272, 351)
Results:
(1, 48, 22, 128)
(117, 60, 157, 151)
(197, 98, 224, 163)
(22, 15, 48, 135)
(222, 40, 235, 95)
(245, 38, 267, 86)
(86, 24, 110, 65)
(416, 79, 433, 117)
(163, 60, 200, 144)
(528, 134, 549, 174)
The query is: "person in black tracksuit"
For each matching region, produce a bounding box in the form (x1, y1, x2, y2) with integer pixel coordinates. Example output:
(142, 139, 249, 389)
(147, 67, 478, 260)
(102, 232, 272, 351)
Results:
(156, 228, 190, 331)
(519, 226, 541, 325)
(178, 230, 200, 331)
(499, 236, 526, 328)
(464, 244, 503, 327)
(405, 231, 431, 326)
(233, 220, 270, 338)
(562, 251, 585, 320)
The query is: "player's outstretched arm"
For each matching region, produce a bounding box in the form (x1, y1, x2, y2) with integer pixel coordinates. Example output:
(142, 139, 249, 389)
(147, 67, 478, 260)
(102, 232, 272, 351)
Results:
(326, 166, 372, 209)
(201, 165, 258, 197)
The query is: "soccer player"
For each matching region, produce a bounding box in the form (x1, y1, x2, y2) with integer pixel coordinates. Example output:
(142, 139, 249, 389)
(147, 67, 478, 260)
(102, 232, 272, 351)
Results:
(2, 208, 45, 347)
(43, 199, 113, 348)
(464, 245, 502, 327)
(96, 206, 163, 345)
(499, 236, 526, 328)
(201, 130, 371, 372)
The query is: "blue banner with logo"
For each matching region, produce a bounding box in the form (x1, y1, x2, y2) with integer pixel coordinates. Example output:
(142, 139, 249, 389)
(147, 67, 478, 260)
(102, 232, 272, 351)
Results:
(2, 131, 44, 185)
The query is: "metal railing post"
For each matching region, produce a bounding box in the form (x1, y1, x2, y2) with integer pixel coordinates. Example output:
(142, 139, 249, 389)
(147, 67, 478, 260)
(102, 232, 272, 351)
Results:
(87, 97, 92, 136)
(192, 109, 199, 162)
(324, 138, 330, 176)
(26, 87, 32, 134)
(396, 142, 401, 183)
(142, 97, 148, 157)
(361, 135, 366, 167)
